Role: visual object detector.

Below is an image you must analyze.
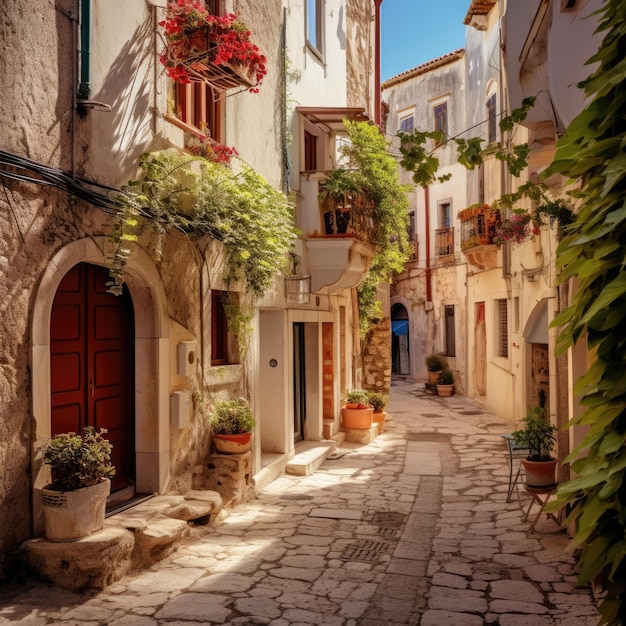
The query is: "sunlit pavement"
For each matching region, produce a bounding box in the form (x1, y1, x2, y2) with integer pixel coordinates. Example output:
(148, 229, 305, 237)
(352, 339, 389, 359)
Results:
(1, 378, 598, 625)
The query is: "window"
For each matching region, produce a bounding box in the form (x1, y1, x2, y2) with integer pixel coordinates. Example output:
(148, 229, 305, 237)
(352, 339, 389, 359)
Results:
(307, 0, 324, 55)
(487, 93, 497, 143)
(399, 115, 414, 133)
(439, 202, 451, 228)
(211, 290, 239, 365)
(496, 299, 509, 358)
(407, 210, 417, 259)
(444, 305, 456, 357)
(304, 130, 317, 171)
(172, 0, 222, 138)
(434, 102, 448, 137)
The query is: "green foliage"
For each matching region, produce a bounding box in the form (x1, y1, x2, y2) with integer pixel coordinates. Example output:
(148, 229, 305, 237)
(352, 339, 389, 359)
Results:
(544, 2, 626, 620)
(367, 391, 388, 412)
(336, 121, 411, 337)
(345, 389, 370, 406)
(425, 353, 447, 372)
(209, 398, 256, 434)
(111, 150, 298, 299)
(43, 427, 115, 491)
(437, 368, 454, 385)
(511, 407, 556, 461)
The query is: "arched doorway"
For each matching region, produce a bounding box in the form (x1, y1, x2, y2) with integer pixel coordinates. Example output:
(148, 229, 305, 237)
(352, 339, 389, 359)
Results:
(50, 263, 135, 494)
(391, 303, 410, 375)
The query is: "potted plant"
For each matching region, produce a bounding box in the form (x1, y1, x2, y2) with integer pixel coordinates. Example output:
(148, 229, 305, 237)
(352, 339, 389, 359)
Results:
(341, 389, 374, 429)
(318, 169, 362, 235)
(436, 369, 455, 397)
(40, 427, 115, 541)
(159, 2, 267, 90)
(425, 353, 447, 384)
(210, 397, 256, 454)
(512, 407, 557, 487)
(368, 391, 388, 435)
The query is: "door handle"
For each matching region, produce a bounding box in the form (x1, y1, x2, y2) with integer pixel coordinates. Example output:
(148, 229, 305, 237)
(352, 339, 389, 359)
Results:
(90, 378, 94, 398)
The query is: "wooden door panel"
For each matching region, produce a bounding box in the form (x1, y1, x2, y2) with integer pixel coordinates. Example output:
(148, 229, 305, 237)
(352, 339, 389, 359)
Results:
(51, 263, 135, 493)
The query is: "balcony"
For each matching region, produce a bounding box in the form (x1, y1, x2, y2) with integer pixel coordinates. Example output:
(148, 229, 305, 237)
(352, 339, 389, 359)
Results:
(435, 227, 454, 258)
(300, 173, 376, 294)
(459, 204, 501, 270)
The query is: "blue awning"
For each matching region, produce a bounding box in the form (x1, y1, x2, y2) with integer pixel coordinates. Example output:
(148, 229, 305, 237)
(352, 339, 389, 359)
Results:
(392, 320, 409, 335)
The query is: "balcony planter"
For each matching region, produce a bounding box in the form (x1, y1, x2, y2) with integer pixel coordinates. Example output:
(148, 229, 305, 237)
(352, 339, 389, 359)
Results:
(159, 4, 267, 91)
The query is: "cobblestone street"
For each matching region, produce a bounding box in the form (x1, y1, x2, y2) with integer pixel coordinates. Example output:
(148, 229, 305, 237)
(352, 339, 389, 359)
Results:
(1, 379, 598, 625)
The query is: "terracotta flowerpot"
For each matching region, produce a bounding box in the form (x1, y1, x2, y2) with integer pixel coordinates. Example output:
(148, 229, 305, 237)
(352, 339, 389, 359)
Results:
(521, 458, 558, 488)
(373, 411, 387, 435)
(341, 406, 374, 429)
(428, 370, 442, 384)
(436, 384, 454, 397)
(213, 432, 252, 454)
(41, 479, 110, 542)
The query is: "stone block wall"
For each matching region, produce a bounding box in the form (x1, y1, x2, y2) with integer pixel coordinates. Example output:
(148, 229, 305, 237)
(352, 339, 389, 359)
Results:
(362, 318, 392, 393)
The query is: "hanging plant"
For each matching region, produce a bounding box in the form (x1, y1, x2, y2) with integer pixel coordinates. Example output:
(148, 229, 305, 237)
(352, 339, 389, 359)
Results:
(159, 1, 267, 90)
(493, 208, 535, 245)
(110, 150, 297, 303)
(186, 135, 238, 165)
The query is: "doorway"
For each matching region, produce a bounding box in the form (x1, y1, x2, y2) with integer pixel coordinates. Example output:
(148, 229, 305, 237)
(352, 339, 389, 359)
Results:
(50, 263, 135, 494)
(391, 303, 410, 375)
(293, 322, 306, 442)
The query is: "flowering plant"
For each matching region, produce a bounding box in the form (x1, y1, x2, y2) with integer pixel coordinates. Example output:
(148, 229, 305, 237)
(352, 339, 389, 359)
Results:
(186, 135, 238, 165)
(493, 208, 537, 245)
(159, 0, 267, 89)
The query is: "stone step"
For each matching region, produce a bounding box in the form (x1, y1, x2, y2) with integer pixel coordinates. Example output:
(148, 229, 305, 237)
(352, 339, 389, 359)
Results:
(22, 490, 223, 591)
(285, 440, 337, 476)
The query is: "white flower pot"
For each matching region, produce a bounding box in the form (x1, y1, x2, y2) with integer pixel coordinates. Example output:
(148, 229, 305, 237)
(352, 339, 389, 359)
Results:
(41, 479, 110, 542)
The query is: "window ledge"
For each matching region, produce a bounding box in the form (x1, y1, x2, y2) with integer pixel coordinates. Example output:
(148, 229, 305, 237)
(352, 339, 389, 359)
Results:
(306, 42, 326, 66)
(206, 364, 243, 387)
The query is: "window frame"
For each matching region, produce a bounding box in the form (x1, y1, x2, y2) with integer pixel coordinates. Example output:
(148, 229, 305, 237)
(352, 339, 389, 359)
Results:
(398, 114, 415, 133)
(487, 92, 497, 144)
(169, 0, 223, 139)
(495, 298, 509, 358)
(306, 0, 325, 58)
(433, 101, 448, 138)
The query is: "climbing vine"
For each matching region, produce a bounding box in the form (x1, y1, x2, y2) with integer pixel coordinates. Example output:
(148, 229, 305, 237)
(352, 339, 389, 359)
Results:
(336, 121, 411, 337)
(544, 2, 626, 623)
(111, 150, 297, 343)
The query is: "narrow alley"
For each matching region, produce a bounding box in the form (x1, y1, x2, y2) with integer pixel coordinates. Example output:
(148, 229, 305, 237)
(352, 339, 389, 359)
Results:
(1, 379, 598, 625)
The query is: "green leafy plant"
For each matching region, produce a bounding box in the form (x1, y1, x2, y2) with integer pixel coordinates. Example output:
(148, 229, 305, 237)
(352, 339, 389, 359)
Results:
(110, 149, 297, 304)
(209, 398, 256, 435)
(367, 391, 388, 412)
(511, 407, 555, 461)
(542, 2, 626, 621)
(425, 353, 447, 372)
(329, 121, 411, 339)
(437, 369, 454, 386)
(345, 389, 371, 407)
(42, 427, 115, 491)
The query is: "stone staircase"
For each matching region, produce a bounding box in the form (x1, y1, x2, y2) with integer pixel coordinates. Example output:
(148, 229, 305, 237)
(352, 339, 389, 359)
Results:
(21, 490, 222, 591)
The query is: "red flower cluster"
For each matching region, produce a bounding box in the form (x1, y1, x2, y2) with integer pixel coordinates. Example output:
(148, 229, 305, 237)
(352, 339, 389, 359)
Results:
(159, 0, 267, 89)
(186, 135, 239, 165)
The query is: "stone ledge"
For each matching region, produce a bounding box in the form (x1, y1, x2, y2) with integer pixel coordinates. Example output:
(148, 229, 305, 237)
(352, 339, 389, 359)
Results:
(342, 424, 379, 444)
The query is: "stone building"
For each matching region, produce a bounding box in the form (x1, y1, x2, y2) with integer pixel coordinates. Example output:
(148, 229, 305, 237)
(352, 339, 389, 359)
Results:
(0, 0, 382, 581)
(382, 0, 601, 470)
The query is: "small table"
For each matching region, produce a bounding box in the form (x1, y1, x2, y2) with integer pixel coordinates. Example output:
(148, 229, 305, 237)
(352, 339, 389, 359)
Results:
(523, 483, 561, 530)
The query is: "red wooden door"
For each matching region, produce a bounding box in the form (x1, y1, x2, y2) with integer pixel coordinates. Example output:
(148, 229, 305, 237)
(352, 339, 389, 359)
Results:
(50, 263, 135, 492)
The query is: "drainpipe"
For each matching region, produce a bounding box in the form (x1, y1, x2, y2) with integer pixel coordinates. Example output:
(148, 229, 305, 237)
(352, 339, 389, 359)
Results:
(78, 0, 91, 100)
(374, 0, 383, 128)
(424, 185, 432, 303)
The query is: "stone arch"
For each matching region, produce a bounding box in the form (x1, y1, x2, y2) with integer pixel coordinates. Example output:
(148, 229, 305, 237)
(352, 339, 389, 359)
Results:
(390, 299, 411, 377)
(31, 237, 170, 530)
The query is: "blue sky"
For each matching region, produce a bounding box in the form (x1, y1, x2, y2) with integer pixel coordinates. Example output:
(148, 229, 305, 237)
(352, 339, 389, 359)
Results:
(381, 0, 470, 82)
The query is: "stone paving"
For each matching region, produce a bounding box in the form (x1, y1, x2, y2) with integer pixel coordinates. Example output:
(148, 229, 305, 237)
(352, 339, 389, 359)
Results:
(1, 379, 599, 625)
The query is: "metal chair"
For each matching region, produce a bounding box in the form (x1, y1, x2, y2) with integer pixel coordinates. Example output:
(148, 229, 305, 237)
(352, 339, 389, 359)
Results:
(501, 433, 530, 502)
